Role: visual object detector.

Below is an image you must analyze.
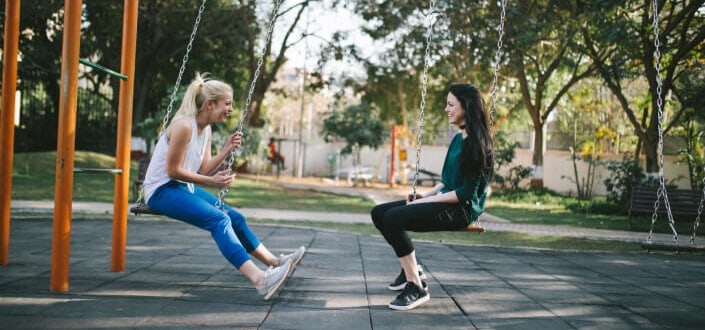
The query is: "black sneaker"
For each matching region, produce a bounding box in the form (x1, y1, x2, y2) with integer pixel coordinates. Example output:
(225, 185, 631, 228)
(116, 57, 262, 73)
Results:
(388, 265, 427, 291)
(388, 281, 430, 311)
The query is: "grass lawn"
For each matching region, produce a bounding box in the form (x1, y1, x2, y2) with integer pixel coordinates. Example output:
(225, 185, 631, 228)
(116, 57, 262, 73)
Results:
(12, 151, 375, 213)
(485, 191, 703, 235)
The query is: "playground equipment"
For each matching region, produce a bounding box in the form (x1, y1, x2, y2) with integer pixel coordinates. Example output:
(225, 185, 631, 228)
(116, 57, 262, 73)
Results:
(0, 0, 139, 291)
(34, 0, 139, 292)
(79, 58, 128, 80)
(0, 0, 20, 267)
(641, 0, 704, 252)
(407, 0, 508, 234)
(130, 0, 282, 215)
(129, 0, 208, 215)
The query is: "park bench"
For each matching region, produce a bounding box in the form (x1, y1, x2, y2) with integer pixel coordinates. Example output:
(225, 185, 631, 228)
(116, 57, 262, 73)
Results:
(415, 169, 441, 186)
(628, 186, 703, 230)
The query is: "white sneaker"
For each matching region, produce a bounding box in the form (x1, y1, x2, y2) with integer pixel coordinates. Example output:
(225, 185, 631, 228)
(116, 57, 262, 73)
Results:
(256, 259, 292, 300)
(279, 246, 306, 268)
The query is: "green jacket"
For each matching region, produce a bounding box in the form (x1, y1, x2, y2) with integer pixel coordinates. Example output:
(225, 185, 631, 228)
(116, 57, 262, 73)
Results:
(440, 133, 491, 221)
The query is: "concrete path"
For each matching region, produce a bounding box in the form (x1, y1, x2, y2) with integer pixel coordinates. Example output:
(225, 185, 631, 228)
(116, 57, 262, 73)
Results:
(1, 217, 704, 329)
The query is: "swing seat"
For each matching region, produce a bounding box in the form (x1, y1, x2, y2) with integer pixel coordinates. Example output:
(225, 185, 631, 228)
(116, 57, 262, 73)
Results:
(454, 224, 485, 233)
(130, 204, 162, 215)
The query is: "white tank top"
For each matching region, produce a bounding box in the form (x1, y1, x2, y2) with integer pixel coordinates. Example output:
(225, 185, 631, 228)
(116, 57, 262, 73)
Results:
(143, 118, 211, 203)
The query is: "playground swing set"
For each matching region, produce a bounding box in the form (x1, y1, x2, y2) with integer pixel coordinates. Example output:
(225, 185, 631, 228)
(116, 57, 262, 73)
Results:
(639, 0, 705, 252)
(1, 0, 703, 295)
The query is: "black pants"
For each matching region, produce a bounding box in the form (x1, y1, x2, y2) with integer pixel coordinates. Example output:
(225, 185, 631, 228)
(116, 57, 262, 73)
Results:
(370, 200, 473, 258)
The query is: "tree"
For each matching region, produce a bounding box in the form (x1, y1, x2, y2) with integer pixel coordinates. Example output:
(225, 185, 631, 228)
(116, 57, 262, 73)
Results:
(344, 1, 438, 133)
(7, 0, 64, 151)
(7, 1, 320, 151)
(501, 0, 597, 188)
(129, 0, 253, 126)
(320, 101, 386, 167)
(342, 0, 509, 143)
(242, 0, 324, 128)
(674, 63, 705, 189)
(581, 0, 705, 173)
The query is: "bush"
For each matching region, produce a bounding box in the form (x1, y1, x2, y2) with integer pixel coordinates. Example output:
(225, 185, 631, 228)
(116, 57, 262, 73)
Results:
(602, 155, 678, 212)
(492, 131, 532, 192)
(603, 156, 646, 208)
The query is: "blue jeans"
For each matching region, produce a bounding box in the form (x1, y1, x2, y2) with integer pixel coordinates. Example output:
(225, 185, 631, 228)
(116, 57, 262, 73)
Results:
(147, 181, 260, 269)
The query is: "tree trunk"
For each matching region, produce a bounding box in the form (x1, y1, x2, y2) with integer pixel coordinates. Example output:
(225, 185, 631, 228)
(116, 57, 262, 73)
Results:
(643, 123, 660, 174)
(531, 124, 545, 189)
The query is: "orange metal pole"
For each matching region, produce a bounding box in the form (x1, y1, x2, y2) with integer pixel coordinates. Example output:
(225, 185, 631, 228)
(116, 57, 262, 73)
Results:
(51, 0, 83, 292)
(111, 0, 139, 272)
(0, 0, 21, 266)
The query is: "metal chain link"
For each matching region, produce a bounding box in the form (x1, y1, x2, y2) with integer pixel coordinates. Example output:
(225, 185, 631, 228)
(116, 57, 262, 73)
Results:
(135, 0, 207, 207)
(690, 171, 705, 245)
(487, 0, 507, 129)
(647, 0, 677, 245)
(216, 0, 283, 209)
(411, 0, 436, 200)
(159, 0, 208, 135)
(411, 0, 506, 199)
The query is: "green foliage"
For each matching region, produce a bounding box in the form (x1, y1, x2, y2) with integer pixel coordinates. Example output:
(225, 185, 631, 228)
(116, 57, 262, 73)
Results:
(678, 129, 705, 190)
(601, 155, 676, 211)
(674, 64, 705, 189)
(10, 0, 288, 152)
(582, 0, 705, 173)
(321, 101, 387, 165)
(492, 131, 520, 172)
(561, 124, 621, 200)
(562, 148, 599, 199)
(492, 131, 532, 192)
(602, 156, 645, 207)
(505, 165, 534, 191)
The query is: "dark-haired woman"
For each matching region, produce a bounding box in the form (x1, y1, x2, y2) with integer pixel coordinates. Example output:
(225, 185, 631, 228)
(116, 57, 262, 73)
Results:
(370, 83, 494, 310)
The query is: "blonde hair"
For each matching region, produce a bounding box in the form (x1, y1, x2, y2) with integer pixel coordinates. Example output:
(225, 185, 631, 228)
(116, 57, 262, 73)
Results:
(173, 72, 233, 120)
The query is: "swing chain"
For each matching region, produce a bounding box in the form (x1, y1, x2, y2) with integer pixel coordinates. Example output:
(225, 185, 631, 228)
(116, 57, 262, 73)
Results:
(216, 0, 283, 210)
(411, 0, 436, 200)
(647, 0, 677, 245)
(487, 0, 507, 129)
(159, 0, 208, 136)
(134, 0, 207, 208)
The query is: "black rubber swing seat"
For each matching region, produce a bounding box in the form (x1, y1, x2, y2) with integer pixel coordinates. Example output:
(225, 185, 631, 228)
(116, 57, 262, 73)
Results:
(130, 204, 162, 215)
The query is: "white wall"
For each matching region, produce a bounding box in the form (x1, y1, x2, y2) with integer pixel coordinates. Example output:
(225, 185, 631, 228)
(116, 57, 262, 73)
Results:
(263, 139, 691, 195)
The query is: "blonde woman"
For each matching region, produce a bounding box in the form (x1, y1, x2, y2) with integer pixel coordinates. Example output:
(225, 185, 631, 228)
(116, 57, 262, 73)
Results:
(142, 73, 305, 300)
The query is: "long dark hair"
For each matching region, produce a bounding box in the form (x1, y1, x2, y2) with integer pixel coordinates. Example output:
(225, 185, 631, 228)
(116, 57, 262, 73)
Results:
(449, 83, 493, 179)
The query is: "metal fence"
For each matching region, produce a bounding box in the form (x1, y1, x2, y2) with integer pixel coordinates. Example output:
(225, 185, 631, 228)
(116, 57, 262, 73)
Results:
(15, 84, 117, 154)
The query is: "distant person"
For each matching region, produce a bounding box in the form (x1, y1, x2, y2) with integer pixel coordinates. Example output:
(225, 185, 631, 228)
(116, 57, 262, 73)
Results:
(370, 83, 494, 310)
(268, 137, 286, 170)
(142, 72, 305, 300)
